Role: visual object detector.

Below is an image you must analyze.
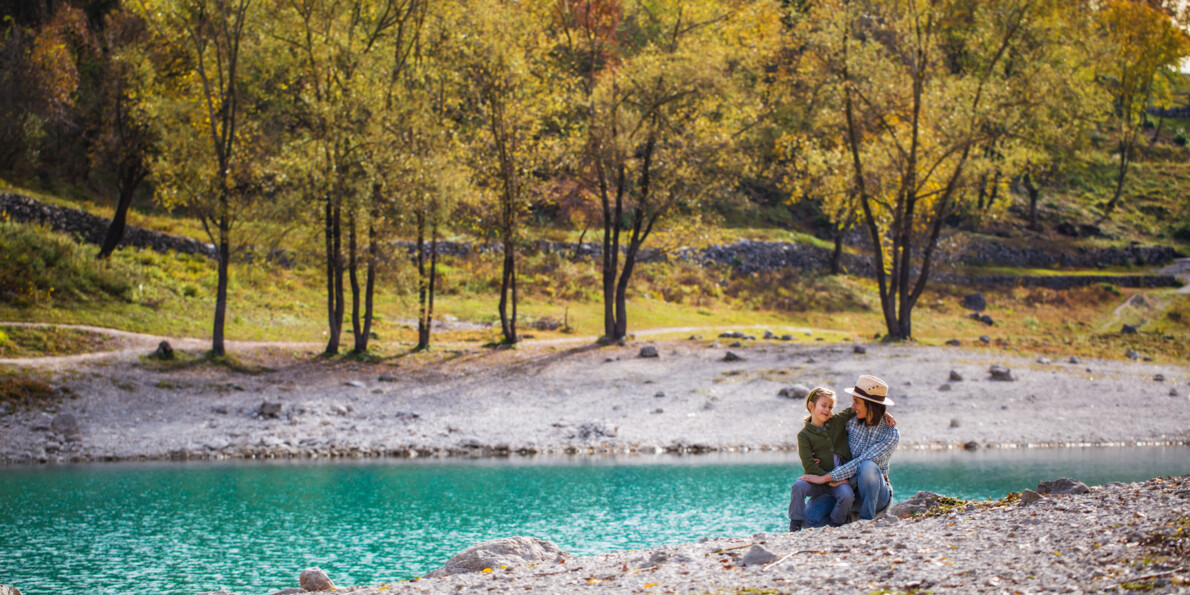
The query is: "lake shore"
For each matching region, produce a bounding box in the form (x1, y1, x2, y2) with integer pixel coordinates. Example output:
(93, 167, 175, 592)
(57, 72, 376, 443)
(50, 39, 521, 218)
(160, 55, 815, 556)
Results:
(1, 334, 1188, 465)
(295, 475, 1189, 595)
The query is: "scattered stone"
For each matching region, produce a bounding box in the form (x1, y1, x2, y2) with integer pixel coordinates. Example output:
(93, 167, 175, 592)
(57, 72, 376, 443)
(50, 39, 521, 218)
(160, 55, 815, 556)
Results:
(424, 537, 569, 578)
(1121, 324, 1138, 335)
(979, 335, 991, 343)
(50, 413, 80, 437)
(331, 405, 348, 416)
(1019, 489, 1045, 505)
(961, 293, 987, 312)
(963, 441, 980, 451)
(568, 422, 616, 440)
(729, 341, 743, 348)
(604, 356, 619, 362)
(344, 380, 366, 388)
(651, 408, 664, 414)
(688, 335, 702, 340)
(949, 418, 960, 428)
(639, 345, 660, 358)
(378, 375, 397, 382)
(949, 370, 963, 382)
(1170, 388, 1179, 397)
(1036, 357, 1051, 364)
(154, 341, 175, 360)
(1126, 348, 1141, 361)
(763, 330, 775, 340)
(1037, 478, 1090, 495)
(780, 335, 793, 341)
(740, 545, 779, 567)
(872, 514, 899, 527)
(299, 567, 335, 592)
(395, 411, 419, 422)
(889, 491, 945, 518)
(1068, 356, 1080, 364)
(654, 391, 666, 398)
(1154, 374, 1165, 382)
(853, 345, 867, 354)
(777, 385, 811, 400)
(258, 401, 282, 418)
(0, 403, 9, 415)
(945, 339, 961, 346)
(723, 352, 744, 362)
(938, 383, 952, 392)
(988, 365, 1014, 381)
(719, 331, 745, 339)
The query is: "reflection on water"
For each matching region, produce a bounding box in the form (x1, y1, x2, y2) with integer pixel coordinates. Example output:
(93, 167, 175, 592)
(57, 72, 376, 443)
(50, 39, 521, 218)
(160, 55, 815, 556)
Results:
(1, 447, 1187, 595)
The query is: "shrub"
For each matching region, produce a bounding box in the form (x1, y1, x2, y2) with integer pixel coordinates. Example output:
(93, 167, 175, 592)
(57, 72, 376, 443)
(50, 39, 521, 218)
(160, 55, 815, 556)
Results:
(1174, 128, 1188, 147)
(0, 221, 134, 307)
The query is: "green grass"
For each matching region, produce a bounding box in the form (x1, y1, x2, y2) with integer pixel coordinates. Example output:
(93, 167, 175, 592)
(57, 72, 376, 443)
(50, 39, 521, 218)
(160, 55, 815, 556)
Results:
(0, 325, 117, 358)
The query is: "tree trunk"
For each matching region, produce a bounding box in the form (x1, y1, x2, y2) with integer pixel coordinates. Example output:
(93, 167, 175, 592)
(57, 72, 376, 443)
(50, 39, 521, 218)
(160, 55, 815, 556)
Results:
(348, 208, 362, 352)
(323, 195, 340, 355)
(572, 226, 587, 261)
(416, 211, 430, 350)
(356, 191, 378, 355)
(97, 167, 146, 259)
(1101, 139, 1130, 221)
(1022, 173, 1041, 231)
(212, 205, 230, 357)
(498, 239, 518, 344)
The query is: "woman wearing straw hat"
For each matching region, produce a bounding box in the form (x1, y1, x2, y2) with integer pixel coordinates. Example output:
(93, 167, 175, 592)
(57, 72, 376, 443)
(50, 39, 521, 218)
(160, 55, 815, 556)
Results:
(798, 374, 900, 522)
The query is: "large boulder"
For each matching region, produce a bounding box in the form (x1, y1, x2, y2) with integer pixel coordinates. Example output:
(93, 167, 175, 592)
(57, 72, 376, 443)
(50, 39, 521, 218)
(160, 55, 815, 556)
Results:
(0, 585, 23, 595)
(988, 365, 1014, 381)
(961, 293, 987, 312)
(639, 345, 659, 358)
(423, 537, 569, 579)
(299, 567, 335, 591)
(1036, 478, 1090, 496)
(888, 491, 947, 518)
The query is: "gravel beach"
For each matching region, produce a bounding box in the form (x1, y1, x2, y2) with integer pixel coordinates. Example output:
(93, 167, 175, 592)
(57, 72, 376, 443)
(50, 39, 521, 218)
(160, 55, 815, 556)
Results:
(1, 331, 1187, 464)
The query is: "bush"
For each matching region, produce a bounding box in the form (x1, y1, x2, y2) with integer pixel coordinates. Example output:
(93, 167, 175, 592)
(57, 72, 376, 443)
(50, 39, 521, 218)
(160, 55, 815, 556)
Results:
(0, 221, 134, 307)
(1173, 128, 1188, 147)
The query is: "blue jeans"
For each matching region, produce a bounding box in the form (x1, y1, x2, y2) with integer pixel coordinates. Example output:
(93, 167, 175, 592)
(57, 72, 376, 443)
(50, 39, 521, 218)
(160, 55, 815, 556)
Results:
(804, 460, 892, 525)
(788, 479, 854, 528)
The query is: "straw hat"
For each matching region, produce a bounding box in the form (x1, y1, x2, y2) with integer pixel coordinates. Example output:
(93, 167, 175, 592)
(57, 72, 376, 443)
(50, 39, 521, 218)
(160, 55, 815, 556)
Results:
(843, 374, 894, 406)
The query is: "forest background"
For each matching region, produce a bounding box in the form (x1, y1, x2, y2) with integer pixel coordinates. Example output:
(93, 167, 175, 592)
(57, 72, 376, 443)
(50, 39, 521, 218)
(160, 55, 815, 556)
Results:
(2, 0, 1189, 366)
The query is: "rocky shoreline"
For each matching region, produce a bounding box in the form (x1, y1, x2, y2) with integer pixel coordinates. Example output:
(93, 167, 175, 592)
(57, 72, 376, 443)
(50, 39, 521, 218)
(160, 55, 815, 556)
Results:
(182, 475, 1189, 595)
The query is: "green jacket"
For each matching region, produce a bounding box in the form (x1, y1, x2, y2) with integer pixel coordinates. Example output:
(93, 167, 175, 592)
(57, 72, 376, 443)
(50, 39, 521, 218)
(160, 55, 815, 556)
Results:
(797, 407, 856, 476)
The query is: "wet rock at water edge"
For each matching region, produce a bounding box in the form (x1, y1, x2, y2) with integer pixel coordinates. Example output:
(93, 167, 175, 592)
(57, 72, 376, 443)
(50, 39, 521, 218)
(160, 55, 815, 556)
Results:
(639, 345, 659, 358)
(299, 567, 335, 591)
(949, 370, 963, 382)
(258, 401, 282, 418)
(964, 441, 980, 451)
(723, 351, 744, 362)
(988, 365, 1014, 381)
(154, 340, 174, 360)
(740, 545, 779, 567)
(1037, 478, 1090, 495)
(1020, 489, 1045, 505)
(777, 384, 811, 400)
(0, 585, 24, 595)
(889, 491, 946, 518)
(961, 293, 987, 312)
(1121, 323, 1139, 335)
(424, 537, 569, 578)
(50, 413, 79, 438)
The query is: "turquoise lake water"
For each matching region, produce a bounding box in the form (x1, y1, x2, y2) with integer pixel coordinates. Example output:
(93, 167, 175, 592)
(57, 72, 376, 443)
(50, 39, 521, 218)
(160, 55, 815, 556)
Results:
(1, 447, 1188, 595)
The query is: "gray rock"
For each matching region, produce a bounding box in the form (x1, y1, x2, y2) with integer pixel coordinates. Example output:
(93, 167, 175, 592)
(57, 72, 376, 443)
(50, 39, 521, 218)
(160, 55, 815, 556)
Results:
(1121, 323, 1138, 335)
(949, 370, 963, 382)
(853, 345, 867, 354)
(1037, 478, 1090, 495)
(780, 334, 793, 341)
(1020, 489, 1045, 505)
(258, 401, 282, 418)
(988, 365, 1014, 381)
(1154, 374, 1165, 382)
(568, 422, 616, 440)
(651, 408, 664, 414)
(639, 345, 659, 358)
(777, 384, 811, 400)
(949, 418, 960, 428)
(154, 340, 175, 360)
(979, 335, 991, 343)
(344, 380, 366, 388)
(1126, 348, 1141, 360)
(945, 339, 961, 346)
(939, 383, 952, 392)
(1036, 357, 1051, 364)
(723, 351, 744, 362)
(1171, 388, 1179, 397)
(654, 391, 666, 398)
(687, 335, 702, 340)
(719, 331, 745, 339)
(740, 545, 779, 567)
(0, 402, 10, 415)
(964, 441, 980, 451)
(729, 341, 743, 348)
(616, 337, 628, 347)
(331, 405, 348, 416)
(889, 491, 946, 518)
(378, 375, 397, 382)
(424, 537, 569, 578)
(961, 293, 987, 312)
(266, 590, 304, 595)
(872, 514, 899, 526)
(299, 567, 335, 591)
(763, 330, 775, 340)
(1068, 356, 1080, 364)
(50, 413, 80, 437)
(395, 411, 420, 421)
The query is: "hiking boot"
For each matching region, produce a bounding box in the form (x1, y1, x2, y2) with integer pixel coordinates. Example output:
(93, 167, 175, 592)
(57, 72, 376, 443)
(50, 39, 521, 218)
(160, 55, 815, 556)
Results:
(789, 520, 803, 532)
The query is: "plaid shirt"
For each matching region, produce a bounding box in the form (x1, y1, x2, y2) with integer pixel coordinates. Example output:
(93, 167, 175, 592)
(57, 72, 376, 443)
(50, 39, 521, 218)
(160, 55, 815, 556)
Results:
(828, 417, 899, 481)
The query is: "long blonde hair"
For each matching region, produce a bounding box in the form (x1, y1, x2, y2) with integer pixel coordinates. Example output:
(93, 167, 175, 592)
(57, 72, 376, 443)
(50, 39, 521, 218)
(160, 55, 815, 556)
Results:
(803, 387, 836, 423)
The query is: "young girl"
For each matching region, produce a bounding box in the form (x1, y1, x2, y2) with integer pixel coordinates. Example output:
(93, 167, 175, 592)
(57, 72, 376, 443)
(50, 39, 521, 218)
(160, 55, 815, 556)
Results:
(788, 387, 856, 530)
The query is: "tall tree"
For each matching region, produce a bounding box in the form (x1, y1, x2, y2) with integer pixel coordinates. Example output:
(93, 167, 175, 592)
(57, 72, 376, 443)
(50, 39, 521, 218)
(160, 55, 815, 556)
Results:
(133, 0, 270, 356)
(1093, 0, 1190, 221)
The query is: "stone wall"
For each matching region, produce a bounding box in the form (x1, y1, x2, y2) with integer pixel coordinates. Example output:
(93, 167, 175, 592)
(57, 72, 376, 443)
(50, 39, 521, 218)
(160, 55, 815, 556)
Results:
(959, 237, 1180, 269)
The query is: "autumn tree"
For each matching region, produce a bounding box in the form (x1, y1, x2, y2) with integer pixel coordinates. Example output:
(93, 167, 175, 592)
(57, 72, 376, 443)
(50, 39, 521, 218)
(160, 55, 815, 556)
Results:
(554, 0, 781, 341)
(1092, 0, 1190, 221)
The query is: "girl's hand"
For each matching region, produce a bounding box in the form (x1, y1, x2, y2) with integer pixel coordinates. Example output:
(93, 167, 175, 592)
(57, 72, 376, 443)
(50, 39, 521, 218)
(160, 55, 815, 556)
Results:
(798, 473, 832, 485)
(829, 480, 847, 487)
(883, 412, 897, 428)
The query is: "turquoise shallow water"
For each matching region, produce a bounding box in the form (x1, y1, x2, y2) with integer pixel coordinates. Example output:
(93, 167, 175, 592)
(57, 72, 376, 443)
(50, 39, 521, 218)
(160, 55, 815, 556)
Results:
(1, 447, 1188, 595)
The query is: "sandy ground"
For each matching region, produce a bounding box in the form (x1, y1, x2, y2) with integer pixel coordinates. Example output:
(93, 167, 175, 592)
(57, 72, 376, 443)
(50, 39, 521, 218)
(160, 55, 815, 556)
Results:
(2, 326, 1188, 464)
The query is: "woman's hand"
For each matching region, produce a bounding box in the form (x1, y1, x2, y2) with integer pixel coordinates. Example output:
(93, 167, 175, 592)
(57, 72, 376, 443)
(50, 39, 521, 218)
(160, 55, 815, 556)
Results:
(798, 473, 833, 485)
(883, 412, 897, 428)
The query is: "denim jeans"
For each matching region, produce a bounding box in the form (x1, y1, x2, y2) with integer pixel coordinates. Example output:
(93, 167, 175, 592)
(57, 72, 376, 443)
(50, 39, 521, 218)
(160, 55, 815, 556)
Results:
(788, 479, 855, 528)
(804, 460, 892, 526)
